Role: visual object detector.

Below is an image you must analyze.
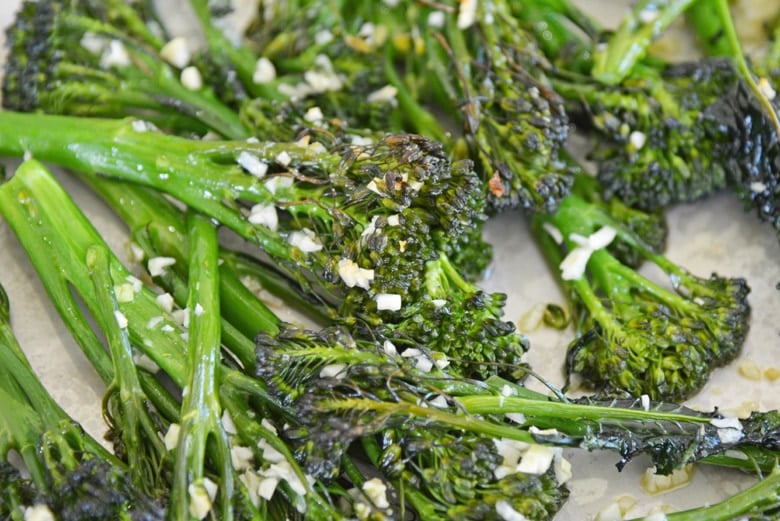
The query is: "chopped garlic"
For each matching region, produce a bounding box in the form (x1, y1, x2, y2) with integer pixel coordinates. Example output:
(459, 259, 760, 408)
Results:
(758, 77, 776, 100)
(560, 226, 617, 280)
(24, 505, 55, 521)
(248, 204, 278, 231)
(428, 394, 449, 408)
(319, 363, 347, 378)
(100, 40, 131, 68)
(222, 410, 237, 435)
(629, 130, 647, 150)
(542, 222, 563, 244)
(495, 500, 529, 521)
(164, 423, 181, 450)
(362, 477, 390, 509)
(367, 85, 398, 105)
(230, 445, 254, 471)
(560, 246, 593, 281)
(415, 355, 433, 372)
(401, 348, 423, 358)
(238, 151, 268, 178)
(375, 293, 402, 311)
(264, 175, 294, 195)
(160, 37, 191, 68)
(640, 394, 650, 411)
(188, 481, 214, 520)
(337, 258, 374, 289)
(148, 256, 176, 277)
(180, 66, 203, 90)
(506, 412, 526, 424)
(114, 310, 128, 329)
(587, 226, 618, 249)
(133, 352, 160, 373)
(427, 10, 446, 28)
(288, 228, 323, 253)
(253, 57, 276, 84)
(146, 316, 164, 329)
(114, 283, 136, 303)
(304, 106, 324, 123)
(80, 32, 106, 54)
(257, 476, 281, 500)
(711, 416, 744, 443)
(516, 444, 555, 475)
(750, 181, 767, 193)
(172, 308, 189, 328)
(155, 292, 175, 313)
(553, 449, 573, 485)
(638, 8, 660, 24)
(457, 0, 478, 29)
(275, 151, 292, 167)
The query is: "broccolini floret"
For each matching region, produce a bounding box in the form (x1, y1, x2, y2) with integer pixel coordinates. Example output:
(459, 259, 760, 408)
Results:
(531, 179, 750, 400)
(3, 0, 246, 138)
(0, 112, 525, 379)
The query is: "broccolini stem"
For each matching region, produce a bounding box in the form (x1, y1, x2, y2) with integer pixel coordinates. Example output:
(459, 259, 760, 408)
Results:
(86, 244, 170, 496)
(633, 468, 780, 520)
(688, 0, 780, 137)
(82, 174, 280, 365)
(590, 0, 697, 84)
(171, 211, 236, 520)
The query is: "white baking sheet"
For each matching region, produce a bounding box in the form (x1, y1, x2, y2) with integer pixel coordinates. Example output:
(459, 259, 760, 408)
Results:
(1, 1, 779, 519)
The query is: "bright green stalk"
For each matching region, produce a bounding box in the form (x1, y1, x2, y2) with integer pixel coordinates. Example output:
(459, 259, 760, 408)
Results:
(687, 0, 780, 137)
(81, 174, 281, 366)
(633, 468, 780, 520)
(590, 0, 697, 84)
(170, 212, 236, 520)
(86, 244, 170, 497)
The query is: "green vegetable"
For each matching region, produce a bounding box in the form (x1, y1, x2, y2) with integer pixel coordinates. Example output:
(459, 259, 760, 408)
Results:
(531, 177, 750, 400)
(0, 282, 166, 520)
(3, 0, 247, 138)
(0, 112, 524, 379)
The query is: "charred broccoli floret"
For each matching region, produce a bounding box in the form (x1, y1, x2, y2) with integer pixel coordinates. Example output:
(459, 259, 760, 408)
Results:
(531, 181, 750, 400)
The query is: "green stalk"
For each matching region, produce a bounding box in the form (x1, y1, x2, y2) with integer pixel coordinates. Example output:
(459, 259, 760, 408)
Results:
(0, 112, 329, 260)
(633, 469, 780, 520)
(687, 0, 780, 137)
(81, 174, 280, 364)
(591, 0, 697, 84)
(171, 212, 235, 521)
(86, 244, 170, 496)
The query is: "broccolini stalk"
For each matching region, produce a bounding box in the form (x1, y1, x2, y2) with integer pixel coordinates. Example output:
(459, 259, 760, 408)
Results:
(0, 159, 365, 518)
(3, 0, 247, 138)
(0, 160, 181, 421)
(257, 324, 780, 482)
(86, 244, 171, 498)
(0, 112, 524, 379)
(631, 468, 780, 521)
(255, 326, 568, 521)
(169, 212, 237, 521)
(0, 283, 167, 520)
(531, 189, 750, 400)
(590, 0, 697, 84)
(687, 0, 780, 137)
(509, 0, 603, 74)
(81, 174, 281, 369)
